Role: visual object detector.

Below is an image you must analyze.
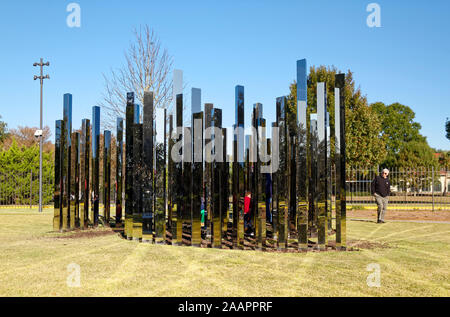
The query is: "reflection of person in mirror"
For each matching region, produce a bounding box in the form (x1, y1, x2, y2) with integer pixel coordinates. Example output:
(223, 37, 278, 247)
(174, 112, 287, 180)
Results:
(244, 191, 253, 235)
(371, 168, 391, 223)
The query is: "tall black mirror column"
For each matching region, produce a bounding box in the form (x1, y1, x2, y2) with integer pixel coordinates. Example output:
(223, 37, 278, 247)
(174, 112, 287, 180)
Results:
(233, 86, 245, 249)
(316, 82, 328, 250)
(70, 131, 80, 229)
(154, 107, 166, 244)
(275, 97, 288, 250)
(212, 108, 223, 248)
(309, 114, 318, 242)
(125, 92, 135, 239)
(80, 119, 90, 229)
(62, 94, 72, 231)
(91, 106, 100, 227)
(335, 73, 346, 250)
(296, 59, 309, 251)
(142, 91, 154, 243)
(116, 117, 123, 226)
(132, 122, 143, 241)
(286, 99, 297, 251)
(174, 94, 184, 246)
(103, 130, 111, 226)
(256, 115, 267, 250)
(167, 114, 174, 244)
(192, 111, 203, 247)
(204, 103, 213, 247)
(53, 120, 62, 231)
(182, 126, 192, 246)
(221, 128, 230, 248)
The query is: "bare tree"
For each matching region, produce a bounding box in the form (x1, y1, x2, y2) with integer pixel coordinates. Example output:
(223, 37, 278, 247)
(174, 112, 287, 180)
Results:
(99, 25, 173, 130)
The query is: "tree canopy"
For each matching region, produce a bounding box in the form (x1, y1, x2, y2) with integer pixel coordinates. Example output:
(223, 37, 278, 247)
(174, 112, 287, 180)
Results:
(0, 115, 8, 143)
(287, 65, 386, 167)
(446, 118, 450, 141)
(371, 102, 437, 168)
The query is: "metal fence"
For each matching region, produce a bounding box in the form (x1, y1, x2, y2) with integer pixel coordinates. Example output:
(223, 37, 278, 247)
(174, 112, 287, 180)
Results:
(1, 167, 449, 210)
(344, 167, 450, 211)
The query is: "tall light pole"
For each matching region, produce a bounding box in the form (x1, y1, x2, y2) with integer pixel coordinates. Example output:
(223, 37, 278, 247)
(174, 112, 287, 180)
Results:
(33, 58, 50, 213)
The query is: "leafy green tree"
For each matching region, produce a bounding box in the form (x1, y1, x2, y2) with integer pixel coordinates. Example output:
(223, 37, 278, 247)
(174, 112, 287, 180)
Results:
(446, 118, 450, 141)
(0, 115, 8, 143)
(0, 138, 54, 205)
(437, 151, 450, 168)
(287, 65, 386, 167)
(371, 102, 437, 168)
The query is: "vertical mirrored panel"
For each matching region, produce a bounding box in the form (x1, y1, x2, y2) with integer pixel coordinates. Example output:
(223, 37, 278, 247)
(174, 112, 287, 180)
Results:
(182, 127, 192, 246)
(80, 119, 90, 229)
(309, 114, 318, 240)
(155, 106, 166, 243)
(191, 88, 201, 114)
(53, 120, 62, 231)
(142, 91, 154, 242)
(212, 108, 222, 248)
(125, 92, 135, 239)
(296, 59, 308, 250)
(316, 82, 328, 250)
(335, 73, 346, 250)
(62, 94, 72, 230)
(192, 111, 203, 246)
(167, 114, 174, 244)
(173, 69, 183, 102)
(276, 97, 287, 250)
(174, 94, 183, 245)
(91, 106, 100, 227)
(233, 85, 245, 249)
(103, 130, 111, 225)
(132, 123, 143, 241)
(326, 112, 332, 232)
(286, 99, 297, 250)
(116, 117, 123, 225)
(265, 137, 274, 249)
(204, 103, 213, 247)
(71, 132, 80, 228)
(257, 117, 267, 250)
(221, 128, 230, 248)
(69, 131, 78, 229)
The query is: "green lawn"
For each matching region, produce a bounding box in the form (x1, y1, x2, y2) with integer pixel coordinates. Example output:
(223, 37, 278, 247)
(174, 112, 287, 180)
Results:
(0, 209, 448, 297)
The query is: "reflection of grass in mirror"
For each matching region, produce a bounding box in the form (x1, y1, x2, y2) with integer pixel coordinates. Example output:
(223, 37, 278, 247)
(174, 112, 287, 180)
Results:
(0, 208, 448, 297)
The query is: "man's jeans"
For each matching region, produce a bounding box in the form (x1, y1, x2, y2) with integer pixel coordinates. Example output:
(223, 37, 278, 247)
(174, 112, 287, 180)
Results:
(374, 193, 388, 221)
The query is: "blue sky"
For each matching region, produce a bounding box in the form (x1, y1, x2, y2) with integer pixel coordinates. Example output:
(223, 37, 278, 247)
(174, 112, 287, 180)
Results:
(0, 0, 449, 150)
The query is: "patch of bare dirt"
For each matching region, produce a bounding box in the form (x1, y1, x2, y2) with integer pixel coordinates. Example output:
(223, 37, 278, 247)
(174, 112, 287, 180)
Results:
(50, 228, 117, 240)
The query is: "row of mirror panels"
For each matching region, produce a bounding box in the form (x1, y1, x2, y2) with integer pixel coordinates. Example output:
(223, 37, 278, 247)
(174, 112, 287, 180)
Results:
(53, 59, 346, 251)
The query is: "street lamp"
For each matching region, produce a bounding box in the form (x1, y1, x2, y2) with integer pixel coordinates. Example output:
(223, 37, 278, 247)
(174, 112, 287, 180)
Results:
(33, 58, 50, 213)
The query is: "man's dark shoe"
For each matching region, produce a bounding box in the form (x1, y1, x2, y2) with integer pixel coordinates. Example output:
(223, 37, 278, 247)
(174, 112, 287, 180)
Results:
(379, 220, 386, 223)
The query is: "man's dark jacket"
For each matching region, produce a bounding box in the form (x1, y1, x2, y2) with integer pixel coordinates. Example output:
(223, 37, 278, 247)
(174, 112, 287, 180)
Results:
(371, 175, 391, 197)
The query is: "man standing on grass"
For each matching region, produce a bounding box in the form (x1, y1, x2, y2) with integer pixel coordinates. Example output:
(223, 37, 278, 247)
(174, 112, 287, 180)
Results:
(371, 168, 391, 223)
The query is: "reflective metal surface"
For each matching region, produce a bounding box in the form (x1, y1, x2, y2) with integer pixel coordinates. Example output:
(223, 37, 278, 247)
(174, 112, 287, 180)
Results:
(316, 83, 328, 250)
(53, 120, 62, 231)
(335, 73, 346, 250)
(296, 59, 308, 250)
(233, 86, 245, 249)
(80, 119, 90, 229)
(132, 123, 143, 241)
(103, 130, 111, 225)
(142, 91, 154, 242)
(116, 118, 123, 225)
(125, 92, 135, 239)
(62, 94, 72, 231)
(91, 105, 100, 227)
